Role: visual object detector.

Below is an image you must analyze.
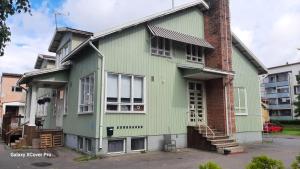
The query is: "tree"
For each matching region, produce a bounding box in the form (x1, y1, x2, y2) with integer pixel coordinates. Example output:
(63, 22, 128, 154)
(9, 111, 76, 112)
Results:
(294, 74, 300, 117)
(0, 0, 31, 56)
(246, 155, 285, 169)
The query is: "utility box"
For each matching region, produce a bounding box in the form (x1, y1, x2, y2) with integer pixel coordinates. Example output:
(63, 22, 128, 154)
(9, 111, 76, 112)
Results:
(107, 127, 114, 137)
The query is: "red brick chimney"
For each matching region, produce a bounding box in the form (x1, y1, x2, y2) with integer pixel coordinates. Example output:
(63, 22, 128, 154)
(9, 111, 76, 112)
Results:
(204, 0, 236, 135)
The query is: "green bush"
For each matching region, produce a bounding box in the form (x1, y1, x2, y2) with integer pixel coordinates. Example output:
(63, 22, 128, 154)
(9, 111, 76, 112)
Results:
(199, 162, 222, 169)
(291, 155, 300, 169)
(246, 155, 285, 169)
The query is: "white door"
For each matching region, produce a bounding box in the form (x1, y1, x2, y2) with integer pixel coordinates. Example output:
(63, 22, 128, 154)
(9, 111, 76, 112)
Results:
(188, 81, 206, 126)
(55, 88, 65, 128)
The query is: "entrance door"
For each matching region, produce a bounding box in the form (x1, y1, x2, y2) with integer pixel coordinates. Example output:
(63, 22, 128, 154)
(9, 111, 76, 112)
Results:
(54, 88, 65, 128)
(188, 81, 206, 126)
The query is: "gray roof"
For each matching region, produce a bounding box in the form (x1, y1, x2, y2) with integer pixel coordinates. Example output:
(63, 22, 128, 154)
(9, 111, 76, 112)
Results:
(34, 54, 56, 69)
(148, 25, 213, 49)
(48, 27, 93, 53)
(232, 33, 268, 75)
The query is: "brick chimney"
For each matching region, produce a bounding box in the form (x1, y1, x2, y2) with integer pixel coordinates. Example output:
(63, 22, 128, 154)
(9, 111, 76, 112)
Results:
(204, 0, 236, 135)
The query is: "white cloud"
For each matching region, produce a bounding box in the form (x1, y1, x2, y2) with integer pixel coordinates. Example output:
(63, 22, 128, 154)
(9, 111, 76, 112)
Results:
(0, 3, 55, 74)
(232, 26, 254, 49)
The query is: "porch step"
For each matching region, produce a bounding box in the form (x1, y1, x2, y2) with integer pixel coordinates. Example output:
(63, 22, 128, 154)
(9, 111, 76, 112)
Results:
(206, 135, 229, 140)
(210, 138, 235, 144)
(218, 146, 245, 155)
(213, 142, 239, 149)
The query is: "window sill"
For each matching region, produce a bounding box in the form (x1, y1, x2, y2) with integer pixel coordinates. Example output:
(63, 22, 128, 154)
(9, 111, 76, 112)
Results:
(151, 53, 172, 58)
(77, 112, 94, 115)
(235, 113, 248, 116)
(187, 60, 204, 64)
(105, 111, 146, 114)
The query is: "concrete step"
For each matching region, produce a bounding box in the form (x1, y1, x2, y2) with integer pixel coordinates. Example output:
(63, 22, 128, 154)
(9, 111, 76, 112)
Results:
(203, 132, 226, 137)
(15, 140, 20, 143)
(218, 146, 245, 155)
(213, 142, 239, 148)
(206, 135, 229, 140)
(210, 138, 236, 144)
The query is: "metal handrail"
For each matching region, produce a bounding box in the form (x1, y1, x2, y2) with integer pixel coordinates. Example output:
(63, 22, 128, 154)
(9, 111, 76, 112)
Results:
(198, 123, 215, 139)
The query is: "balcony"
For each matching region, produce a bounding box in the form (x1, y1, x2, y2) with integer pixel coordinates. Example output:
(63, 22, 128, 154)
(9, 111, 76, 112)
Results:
(269, 104, 292, 110)
(264, 81, 289, 88)
(266, 93, 290, 98)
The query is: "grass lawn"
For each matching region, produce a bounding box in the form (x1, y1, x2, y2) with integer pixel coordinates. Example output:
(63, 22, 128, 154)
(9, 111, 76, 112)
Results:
(280, 125, 300, 136)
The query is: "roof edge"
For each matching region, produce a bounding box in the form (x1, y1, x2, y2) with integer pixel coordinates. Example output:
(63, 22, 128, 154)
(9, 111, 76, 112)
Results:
(232, 33, 268, 75)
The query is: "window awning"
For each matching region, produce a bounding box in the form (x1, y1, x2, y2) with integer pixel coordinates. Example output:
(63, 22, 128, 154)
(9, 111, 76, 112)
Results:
(148, 25, 214, 49)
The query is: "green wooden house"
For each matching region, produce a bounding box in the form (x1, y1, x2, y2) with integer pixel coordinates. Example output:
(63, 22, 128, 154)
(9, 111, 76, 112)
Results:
(18, 0, 267, 155)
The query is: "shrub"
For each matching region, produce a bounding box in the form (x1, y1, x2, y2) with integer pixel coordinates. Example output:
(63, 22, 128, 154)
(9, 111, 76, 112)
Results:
(199, 162, 222, 169)
(246, 155, 285, 169)
(291, 155, 300, 169)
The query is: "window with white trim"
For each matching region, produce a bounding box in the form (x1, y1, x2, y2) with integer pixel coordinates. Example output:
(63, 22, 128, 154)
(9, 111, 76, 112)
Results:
(106, 73, 145, 113)
(186, 44, 203, 63)
(108, 139, 124, 153)
(131, 137, 145, 151)
(56, 41, 71, 66)
(79, 73, 95, 113)
(151, 36, 171, 57)
(85, 138, 92, 152)
(78, 136, 83, 150)
(295, 85, 300, 95)
(234, 87, 248, 115)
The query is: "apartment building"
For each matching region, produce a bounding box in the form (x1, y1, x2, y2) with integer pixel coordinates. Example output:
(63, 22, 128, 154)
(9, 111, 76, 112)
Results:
(261, 62, 300, 120)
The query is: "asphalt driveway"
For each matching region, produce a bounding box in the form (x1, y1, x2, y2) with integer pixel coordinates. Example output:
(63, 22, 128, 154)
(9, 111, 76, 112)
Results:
(0, 135, 299, 169)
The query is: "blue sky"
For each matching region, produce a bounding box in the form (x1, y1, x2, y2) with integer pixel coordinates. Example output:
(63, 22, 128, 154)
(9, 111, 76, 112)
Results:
(1, 0, 300, 74)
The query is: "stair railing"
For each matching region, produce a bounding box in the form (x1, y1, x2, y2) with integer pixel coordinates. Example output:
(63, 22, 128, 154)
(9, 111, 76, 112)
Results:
(198, 123, 215, 139)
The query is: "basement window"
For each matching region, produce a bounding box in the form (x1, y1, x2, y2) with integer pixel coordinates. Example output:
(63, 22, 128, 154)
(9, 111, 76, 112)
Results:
(186, 44, 203, 63)
(78, 136, 83, 150)
(234, 87, 248, 115)
(131, 137, 145, 151)
(106, 73, 145, 113)
(108, 139, 125, 153)
(151, 36, 171, 57)
(86, 138, 92, 152)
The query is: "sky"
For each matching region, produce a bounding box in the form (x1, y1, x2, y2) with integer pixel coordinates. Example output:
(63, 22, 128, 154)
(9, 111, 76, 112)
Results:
(0, 0, 300, 74)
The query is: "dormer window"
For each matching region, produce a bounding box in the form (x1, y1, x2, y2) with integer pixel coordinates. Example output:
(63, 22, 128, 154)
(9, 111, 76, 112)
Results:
(57, 41, 71, 66)
(151, 36, 171, 57)
(186, 44, 203, 63)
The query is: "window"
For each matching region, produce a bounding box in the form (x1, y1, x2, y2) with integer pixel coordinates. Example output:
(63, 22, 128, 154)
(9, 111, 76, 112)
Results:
(268, 76, 276, 83)
(268, 98, 277, 105)
(108, 139, 124, 153)
(295, 85, 300, 95)
(276, 73, 288, 82)
(266, 87, 276, 94)
(106, 73, 145, 113)
(277, 87, 289, 93)
(86, 138, 92, 152)
(186, 44, 203, 63)
(78, 137, 83, 150)
(234, 87, 248, 115)
(11, 86, 22, 92)
(37, 104, 44, 117)
(43, 102, 48, 116)
(79, 73, 95, 113)
(57, 41, 71, 66)
(131, 137, 145, 151)
(278, 97, 290, 104)
(151, 36, 171, 57)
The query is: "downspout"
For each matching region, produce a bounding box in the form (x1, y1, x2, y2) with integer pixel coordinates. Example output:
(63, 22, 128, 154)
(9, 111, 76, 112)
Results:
(89, 41, 105, 149)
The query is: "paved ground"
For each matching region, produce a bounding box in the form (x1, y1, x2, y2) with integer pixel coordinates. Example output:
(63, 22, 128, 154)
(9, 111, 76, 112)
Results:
(0, 135, 299, 169)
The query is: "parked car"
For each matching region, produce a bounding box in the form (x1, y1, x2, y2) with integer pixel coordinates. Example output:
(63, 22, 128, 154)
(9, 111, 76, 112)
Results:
(263, 123, 283, 133)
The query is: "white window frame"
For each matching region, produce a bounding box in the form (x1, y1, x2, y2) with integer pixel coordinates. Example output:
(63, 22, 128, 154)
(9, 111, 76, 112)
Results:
(186, 44, 204, 63)
(78, 136, 83, 151)
(56, 40, 71, 66)
(78, 73, 95, 114)
(105, 72, 146, 114)
(131, 137, 146, 152)
(150, 36, 172, 57)
(85, 138, 92, 153)
(107, 139, 125, 154)
(234, 87, 248, 116)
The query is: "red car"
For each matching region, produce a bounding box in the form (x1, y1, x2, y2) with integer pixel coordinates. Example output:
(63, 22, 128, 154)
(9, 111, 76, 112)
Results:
(263, 123, 283, 133)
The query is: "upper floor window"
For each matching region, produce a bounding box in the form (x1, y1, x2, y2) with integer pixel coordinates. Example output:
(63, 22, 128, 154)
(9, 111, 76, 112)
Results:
(151, 36, 171, 57)
(186, 44, 203, 63)
(78, 73, 95, 114)
(276, 73, 288, 82)
(234, 87, 248, 115)
(294, 85, 300, 95)
(57, 41, 71, 66)
(277, 87, 289, 93)
(11, 86, 22, 92)
(106, 73, 145, 113)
